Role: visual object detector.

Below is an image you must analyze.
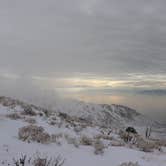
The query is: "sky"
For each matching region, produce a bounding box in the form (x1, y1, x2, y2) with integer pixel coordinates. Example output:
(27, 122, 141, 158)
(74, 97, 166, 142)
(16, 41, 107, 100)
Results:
(0, 0, 166, 121)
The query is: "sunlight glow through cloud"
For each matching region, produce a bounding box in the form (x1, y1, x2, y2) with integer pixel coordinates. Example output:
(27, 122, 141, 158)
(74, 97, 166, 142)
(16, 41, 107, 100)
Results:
(29, 73, 166, 93)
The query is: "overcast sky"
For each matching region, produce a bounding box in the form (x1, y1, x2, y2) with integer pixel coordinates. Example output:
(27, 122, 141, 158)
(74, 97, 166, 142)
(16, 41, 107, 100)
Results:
(0, 0, 166, 95)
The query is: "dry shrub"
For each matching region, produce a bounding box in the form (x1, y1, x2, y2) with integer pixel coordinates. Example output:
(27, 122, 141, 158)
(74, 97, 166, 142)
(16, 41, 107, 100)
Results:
(127, 135, 160, 152)
(80, 135, 93, 146)
(119, 130, 158, 152)
(33, 155, 64, 166)
(118, 162, 140, 166)
(119, 130, 136, 143)
(6, 113, 22, 120)
(13, 154, 27, 166)
(18, 125, 51, 144)
(156, 139, 166, 147)
(12, 153, 65, 166)
(136, 139, 158, 152)
(93, 139, 105, 155)
(24, 118, 36, 124)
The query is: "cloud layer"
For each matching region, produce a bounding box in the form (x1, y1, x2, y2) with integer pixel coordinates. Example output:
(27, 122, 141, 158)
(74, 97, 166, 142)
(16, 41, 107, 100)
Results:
(0, 0, 166, 92)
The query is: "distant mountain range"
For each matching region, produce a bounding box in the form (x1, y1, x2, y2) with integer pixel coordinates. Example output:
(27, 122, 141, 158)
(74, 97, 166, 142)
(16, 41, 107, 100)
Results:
(139, 89, 166, 96)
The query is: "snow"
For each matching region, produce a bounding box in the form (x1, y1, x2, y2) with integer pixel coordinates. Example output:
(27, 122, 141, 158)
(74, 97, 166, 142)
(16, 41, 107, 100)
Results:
(0, 115, 165, 166)
(0, 97, 166, 166)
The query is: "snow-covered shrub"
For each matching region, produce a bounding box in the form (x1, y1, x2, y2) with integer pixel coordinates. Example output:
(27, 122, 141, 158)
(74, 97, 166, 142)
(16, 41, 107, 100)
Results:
(118, 162, 140, 166)
(24, 117, 36, 124)
(0, 96, 17, 107)
(51, 133, 63, 145)
(48, 120, 56, 126)
(127, 135, 160, 152)
(51, 133, 63, 141)
(48, 115, 62, 126)
(42, 109, 52, 117)
(80, 135, 93, 146)
(59, 112, 71, 121)
(65, 135, 79, 148)
(94, 134, 112, 141)
(93, 139, 105, 155)
(111, 140, 125, 147)
(21, 105, 37, 116)
(18, 125, 51, 144)
(58, 112, 78, 127)
(6, 113, 22, 120)
(38, 112, 44, 117)
(74, 125, 84, 133)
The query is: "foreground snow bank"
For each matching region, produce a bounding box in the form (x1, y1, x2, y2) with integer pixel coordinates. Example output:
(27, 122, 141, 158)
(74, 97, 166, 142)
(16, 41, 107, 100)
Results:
(0, 115, 165, 166)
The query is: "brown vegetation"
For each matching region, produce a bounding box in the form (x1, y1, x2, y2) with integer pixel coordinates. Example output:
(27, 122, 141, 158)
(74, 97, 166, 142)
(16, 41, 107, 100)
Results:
(18, 125, 51, 144)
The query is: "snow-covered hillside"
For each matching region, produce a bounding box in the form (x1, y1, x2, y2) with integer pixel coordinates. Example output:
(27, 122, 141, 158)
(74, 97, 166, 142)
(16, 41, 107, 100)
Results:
(51, 99, 161, 129)
(0, 96, 166, 166)
(0, 96, 160, 128)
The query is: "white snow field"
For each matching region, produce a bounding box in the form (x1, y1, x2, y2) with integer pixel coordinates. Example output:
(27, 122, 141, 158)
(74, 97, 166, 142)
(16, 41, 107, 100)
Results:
(0, 96, 166, 166)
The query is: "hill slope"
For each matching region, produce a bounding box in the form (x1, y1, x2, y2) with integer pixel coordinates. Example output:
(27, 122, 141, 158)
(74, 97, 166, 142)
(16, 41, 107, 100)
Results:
(0, 96, 166, 166)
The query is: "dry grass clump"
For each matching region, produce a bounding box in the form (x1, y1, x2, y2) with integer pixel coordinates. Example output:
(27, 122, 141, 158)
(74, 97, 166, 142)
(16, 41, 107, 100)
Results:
(6, 113, 22, 120)
(93, 139, 105, 155)
(18, 125, 51, 144)
(24, 118, 36, 124)
(118, 162, 140, 166)
(80, 135, 93, 146)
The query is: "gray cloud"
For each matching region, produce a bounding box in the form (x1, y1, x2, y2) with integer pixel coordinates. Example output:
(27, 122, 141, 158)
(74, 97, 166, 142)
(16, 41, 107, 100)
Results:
(0, 0, 166, 87)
